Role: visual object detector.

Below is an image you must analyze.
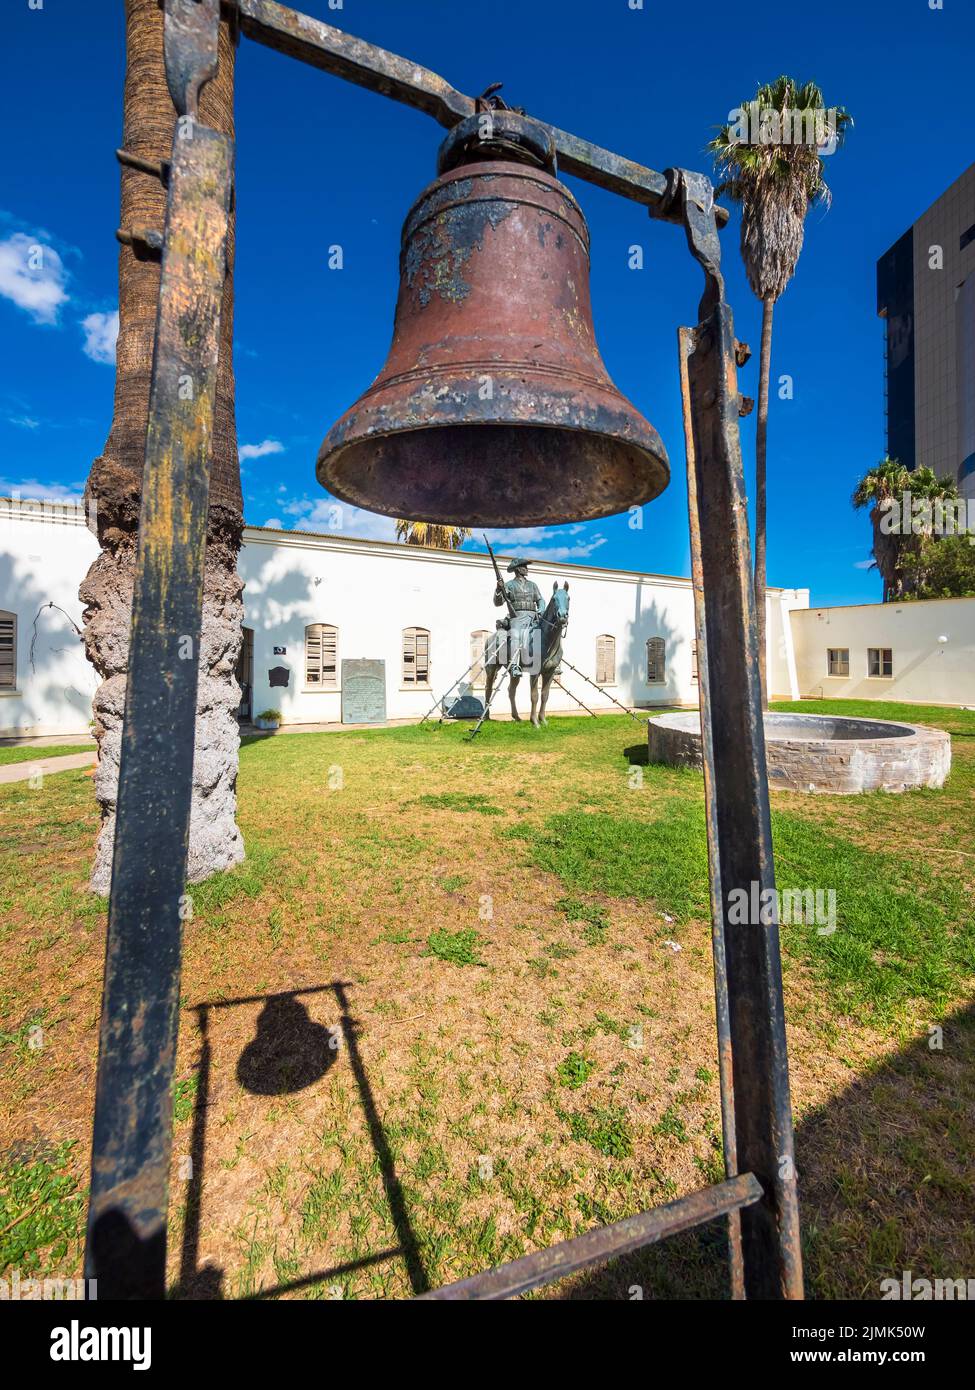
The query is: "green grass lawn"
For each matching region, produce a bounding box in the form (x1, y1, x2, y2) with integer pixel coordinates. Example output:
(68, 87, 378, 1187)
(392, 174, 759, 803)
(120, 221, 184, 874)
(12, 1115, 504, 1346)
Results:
(1, 701, 972, 1299)
(0, 744, 93, 767)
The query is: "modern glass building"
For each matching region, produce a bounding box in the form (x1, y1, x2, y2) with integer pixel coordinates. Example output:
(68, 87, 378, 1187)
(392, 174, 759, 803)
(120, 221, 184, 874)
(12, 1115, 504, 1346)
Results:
(877, 163, 975, 500)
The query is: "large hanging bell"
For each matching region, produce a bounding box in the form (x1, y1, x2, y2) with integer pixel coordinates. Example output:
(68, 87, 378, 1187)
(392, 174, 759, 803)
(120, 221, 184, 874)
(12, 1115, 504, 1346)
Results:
(317, 111, 669, 527)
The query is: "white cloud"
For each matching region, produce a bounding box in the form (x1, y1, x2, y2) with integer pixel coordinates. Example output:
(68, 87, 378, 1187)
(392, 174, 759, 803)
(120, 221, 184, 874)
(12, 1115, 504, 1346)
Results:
(6, 414, 39, 429)
(239, 438, 285, 462)
(0, 232, 69, 325)
(513, 537, 609, 562)
(0, 476, 85, 503)
(474, 525, 609, 563)
(853, 558, 875, 570)
(297, 499, 399, 542)
(81, 310, 118, 364)
(262, 517, 283, 529)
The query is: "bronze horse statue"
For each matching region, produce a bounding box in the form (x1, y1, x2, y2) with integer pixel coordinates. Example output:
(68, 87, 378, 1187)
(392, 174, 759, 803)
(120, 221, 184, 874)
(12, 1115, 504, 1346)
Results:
(483, 582, 570, 727)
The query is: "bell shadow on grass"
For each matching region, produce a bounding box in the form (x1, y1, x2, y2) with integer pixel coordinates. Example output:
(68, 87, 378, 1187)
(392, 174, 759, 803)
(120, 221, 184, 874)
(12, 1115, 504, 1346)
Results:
(177, 981, 428, 1299)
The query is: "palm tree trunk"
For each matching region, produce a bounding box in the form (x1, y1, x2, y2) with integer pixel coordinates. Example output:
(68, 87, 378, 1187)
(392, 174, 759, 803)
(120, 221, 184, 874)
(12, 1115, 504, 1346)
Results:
(80, 0, 244, 894)
(754, 295, 775, 709)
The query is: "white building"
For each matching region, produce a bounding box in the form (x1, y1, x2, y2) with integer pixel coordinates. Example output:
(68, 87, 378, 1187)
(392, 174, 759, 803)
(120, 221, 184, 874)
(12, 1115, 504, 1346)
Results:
(1, 494, 972, 738)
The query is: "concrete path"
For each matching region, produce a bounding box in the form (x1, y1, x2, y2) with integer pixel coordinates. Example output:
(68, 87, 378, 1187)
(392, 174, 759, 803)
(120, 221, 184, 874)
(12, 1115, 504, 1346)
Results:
(0, 752, 96, 784)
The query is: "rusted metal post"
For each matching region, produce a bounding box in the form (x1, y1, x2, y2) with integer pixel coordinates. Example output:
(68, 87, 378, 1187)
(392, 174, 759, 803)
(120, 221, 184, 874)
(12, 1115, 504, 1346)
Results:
(678, 324, 744, 1300)
(666, 171, 803, 1299)
(84, 0, 231, 1299)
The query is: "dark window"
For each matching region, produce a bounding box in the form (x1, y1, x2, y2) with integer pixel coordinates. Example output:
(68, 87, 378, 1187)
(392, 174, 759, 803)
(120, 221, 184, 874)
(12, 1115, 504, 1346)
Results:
(827, 648, 849, 677)
(868, 647, 893, 678)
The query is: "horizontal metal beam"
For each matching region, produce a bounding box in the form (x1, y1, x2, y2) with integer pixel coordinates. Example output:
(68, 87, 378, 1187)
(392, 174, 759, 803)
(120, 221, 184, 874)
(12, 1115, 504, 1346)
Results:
(416, 1173, 762, 1300)
(234, 0, 727, 222)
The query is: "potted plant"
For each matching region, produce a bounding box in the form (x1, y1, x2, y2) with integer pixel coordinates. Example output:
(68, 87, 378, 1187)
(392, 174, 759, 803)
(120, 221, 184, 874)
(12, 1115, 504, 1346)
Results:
(255, 708, 281, 732)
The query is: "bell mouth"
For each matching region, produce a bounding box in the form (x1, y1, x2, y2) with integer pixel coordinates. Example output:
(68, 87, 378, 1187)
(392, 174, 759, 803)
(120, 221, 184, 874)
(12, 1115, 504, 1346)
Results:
(317, 420, 669, 528)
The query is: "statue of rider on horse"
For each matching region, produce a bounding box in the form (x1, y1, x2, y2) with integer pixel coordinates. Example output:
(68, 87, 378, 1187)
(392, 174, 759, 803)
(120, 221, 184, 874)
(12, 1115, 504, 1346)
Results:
(482, 540, 569, 727)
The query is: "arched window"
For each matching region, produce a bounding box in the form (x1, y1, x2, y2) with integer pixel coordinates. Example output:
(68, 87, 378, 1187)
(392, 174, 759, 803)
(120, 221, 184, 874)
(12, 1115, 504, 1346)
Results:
(469, 630, 489, 689)
(646, 636, 666, 684)
(305, 623, 338, 688)
(0, 610, 15, 691)
(403, 627, 431, 686)
(595, 634, 615, 685)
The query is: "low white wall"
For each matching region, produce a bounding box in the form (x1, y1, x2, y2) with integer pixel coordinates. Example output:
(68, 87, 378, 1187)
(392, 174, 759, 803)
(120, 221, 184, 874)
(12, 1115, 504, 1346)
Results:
(0, 498, 99, 737)
(0, 496, 809, 734)
(790, 597, 975, 706)
(239, 528, 703, 722)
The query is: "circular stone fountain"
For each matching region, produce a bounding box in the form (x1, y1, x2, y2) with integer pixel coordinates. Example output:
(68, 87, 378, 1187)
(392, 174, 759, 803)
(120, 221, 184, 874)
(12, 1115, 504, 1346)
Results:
(648, 712, 951, 794)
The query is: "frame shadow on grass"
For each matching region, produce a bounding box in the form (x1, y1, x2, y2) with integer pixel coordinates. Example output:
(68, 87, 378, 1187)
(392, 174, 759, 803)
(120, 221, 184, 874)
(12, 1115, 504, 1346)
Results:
(176, 981, 428, 1299)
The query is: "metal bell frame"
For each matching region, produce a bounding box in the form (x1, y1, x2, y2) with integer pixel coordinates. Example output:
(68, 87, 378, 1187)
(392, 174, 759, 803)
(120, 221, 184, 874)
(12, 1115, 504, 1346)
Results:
(84, 0, 803, 1302)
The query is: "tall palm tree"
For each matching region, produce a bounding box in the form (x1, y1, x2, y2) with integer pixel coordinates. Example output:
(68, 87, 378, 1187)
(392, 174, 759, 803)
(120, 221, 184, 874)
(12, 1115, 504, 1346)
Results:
(711, 78, 851, 706)
(853, 459, 959, 599)
(395, 520, 472, 550)
(80, 0, 243, 893)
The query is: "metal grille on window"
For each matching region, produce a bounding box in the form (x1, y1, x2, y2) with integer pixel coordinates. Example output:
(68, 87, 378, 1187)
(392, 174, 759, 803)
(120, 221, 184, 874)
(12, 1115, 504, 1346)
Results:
(0, 612, 15, 690)
(403, 626, 430, 685)
(647, 636, 665, 683)
(305, 623, 338, 687)
(596, 634, 615, 685)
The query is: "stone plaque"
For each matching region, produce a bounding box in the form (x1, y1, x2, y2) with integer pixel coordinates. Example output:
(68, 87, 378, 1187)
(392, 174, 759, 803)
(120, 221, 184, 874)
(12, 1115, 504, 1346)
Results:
(341, 659, 387, 725)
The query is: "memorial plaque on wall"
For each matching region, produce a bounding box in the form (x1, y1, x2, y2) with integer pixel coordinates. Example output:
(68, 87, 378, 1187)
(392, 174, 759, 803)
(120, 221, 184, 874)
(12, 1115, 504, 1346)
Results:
(341, 659, 387, 724)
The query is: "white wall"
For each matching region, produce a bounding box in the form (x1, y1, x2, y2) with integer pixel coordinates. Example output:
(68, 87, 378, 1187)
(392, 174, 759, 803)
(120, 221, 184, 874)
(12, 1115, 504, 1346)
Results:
(0, 497, 808, 735)
(790, 597, 975, 706)
(239, 527, 704, 722)
(0, 498, 99, 737)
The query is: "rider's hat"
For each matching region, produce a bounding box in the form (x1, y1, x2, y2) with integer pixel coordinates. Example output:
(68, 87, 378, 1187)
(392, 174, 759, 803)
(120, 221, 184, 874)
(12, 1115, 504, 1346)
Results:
(506, 557, 531, 572)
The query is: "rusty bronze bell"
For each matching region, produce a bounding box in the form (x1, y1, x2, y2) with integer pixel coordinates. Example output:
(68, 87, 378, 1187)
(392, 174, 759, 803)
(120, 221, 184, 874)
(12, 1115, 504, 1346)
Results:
(317, 111, 669, 527)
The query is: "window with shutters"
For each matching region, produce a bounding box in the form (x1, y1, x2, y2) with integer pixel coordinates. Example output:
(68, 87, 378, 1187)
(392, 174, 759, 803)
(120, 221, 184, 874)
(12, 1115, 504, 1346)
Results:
(0, 611, 14, 691)
(403, 626, 431, 686)
(646, 636, 666, 684)
(690, 641, 699, 684)
(305, 623, 338, 688)
(867, 646, 893, 678)
(470, 630, 489, 689)
(827, 647, 849, 677)
(595, 634, 615, 685)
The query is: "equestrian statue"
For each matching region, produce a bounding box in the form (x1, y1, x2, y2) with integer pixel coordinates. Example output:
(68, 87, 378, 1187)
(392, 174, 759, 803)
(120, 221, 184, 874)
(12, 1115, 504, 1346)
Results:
(482, 541, 570, 728)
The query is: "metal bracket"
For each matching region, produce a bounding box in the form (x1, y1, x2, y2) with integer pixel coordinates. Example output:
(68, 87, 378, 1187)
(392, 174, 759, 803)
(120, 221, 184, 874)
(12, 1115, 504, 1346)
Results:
(164, 0, 221, 117)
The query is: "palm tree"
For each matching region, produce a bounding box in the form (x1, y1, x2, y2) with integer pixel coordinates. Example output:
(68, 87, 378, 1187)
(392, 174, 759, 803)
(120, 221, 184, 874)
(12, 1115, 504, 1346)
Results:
(79, 0, 243, 893)
(852, 458, 910, 600)
(710, 78, 851, 706)
(395, 520, 472, 550)
(852, 459, 959, 599)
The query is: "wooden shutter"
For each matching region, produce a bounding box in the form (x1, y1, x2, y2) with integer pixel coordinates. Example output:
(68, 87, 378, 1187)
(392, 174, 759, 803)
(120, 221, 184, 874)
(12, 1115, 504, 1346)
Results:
(305, 624, 338, 687)
(0, 612, 14, 691)
(403, 627, 430, 685)
(596, 634, 615, 685)
(647, 636, 665, 684)
(321, 626, 337, 686)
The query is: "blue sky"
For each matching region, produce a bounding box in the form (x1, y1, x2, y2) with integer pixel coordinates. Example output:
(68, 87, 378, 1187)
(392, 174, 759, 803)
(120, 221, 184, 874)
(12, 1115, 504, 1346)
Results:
(1, 0, 972, 605)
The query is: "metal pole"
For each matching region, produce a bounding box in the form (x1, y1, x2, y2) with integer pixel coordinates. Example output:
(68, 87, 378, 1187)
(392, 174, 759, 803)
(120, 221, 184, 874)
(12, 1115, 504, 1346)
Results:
(678, 324, 743, 1299)
(670, 171, 803, 1298)
(84, 0, 231, 1299)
